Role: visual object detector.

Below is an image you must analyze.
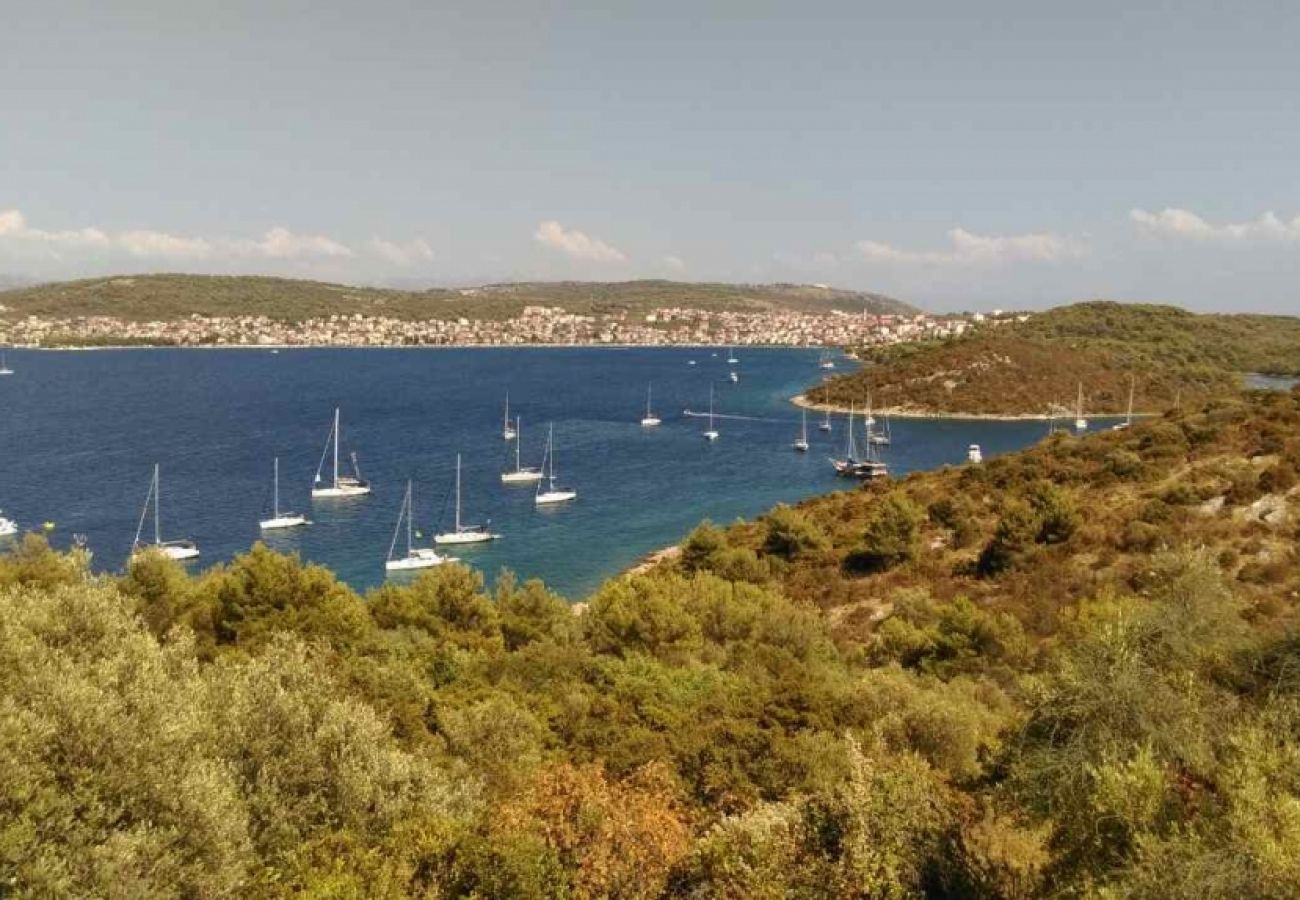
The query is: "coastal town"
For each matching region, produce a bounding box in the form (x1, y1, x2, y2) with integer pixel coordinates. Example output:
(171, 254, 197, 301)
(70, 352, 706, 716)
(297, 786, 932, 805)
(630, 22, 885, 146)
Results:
(0, 303, 1005, 349)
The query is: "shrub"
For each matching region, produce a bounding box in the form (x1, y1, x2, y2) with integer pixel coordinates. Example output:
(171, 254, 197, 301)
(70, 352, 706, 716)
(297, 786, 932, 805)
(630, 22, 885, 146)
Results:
(851, 492, 924, 573)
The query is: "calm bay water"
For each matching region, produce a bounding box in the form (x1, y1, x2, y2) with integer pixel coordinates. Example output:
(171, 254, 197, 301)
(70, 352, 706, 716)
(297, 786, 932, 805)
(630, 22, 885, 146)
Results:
(0, 347, 1062, 597)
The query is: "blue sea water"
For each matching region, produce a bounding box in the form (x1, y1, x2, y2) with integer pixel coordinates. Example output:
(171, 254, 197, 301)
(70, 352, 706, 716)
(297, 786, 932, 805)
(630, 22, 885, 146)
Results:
(0, 347, 1064, 598)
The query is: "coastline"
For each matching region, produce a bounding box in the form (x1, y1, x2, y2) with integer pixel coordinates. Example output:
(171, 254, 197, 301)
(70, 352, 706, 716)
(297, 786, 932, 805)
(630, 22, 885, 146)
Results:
(21, 341, 834, 353)
(622, 544, 682, 578)
(789, 393, 1153, 421)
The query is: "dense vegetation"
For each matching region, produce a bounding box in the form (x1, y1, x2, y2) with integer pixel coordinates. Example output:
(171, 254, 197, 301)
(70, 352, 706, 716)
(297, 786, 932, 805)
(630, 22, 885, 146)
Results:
(2, 386, 1299, 897)
(812, 301, 1300, 416)
(0, 274, 913, 323)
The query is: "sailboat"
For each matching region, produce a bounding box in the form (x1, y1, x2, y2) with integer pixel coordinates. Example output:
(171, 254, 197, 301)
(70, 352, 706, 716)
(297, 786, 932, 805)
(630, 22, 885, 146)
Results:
(260, 457, 310, 530)
(868, 413, 891, 446)
(386, 480, 454, 571)
(0, 351, 12, 375)
(727, 347, 739, 364)
(793, 409, 809, 452)
(864, 393, 876, 426)
(1074, 383, 1088, 431)
(132, 464, 199, 560)
(819, 405, 832, 432)
(435, 454, 499, 545)
(501, 416, 544, 483)
(819, 350, 835, 370)
(312, 408, 371, 498)
(502, 394, 517, 440)
(967, 444, 983, 464)
(640, 384, 662, 427)
(703, 385, 720, 441)
(1112, 377, 1136, 431)
(0, 510, 17, 537)
(729, 370, 739, 383)
(831, 404, 888, 480)
(535, 423, 577, 505)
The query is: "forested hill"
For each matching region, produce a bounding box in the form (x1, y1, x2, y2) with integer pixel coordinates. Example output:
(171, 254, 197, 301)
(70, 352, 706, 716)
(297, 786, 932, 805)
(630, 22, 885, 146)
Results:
(0, 274, 914, 322)
(811, 301, 1300, 416)
(3, 384, 1299, 896)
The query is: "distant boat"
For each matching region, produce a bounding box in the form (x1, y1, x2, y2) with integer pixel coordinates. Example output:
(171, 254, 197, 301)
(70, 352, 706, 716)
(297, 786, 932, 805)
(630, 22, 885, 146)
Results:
(502, 394, 517, 440)
(1074, 383, 1088, 431)
(312, 408, 371, 498)
(688, 359, 697, 366)
(868, 414, 891, 446)
(260, 457, 310, 530)
(864, 393, 876, 426)
(0, 510, 16, 537)
(819, 405, 832, 433)
(0, 352, 12, 375)
(501, 416, 544, 483)
(1112, 376, 1135, 431)
(819, 350, 835, 370)
(729, 370, 739, 383)
(640, 384, 662, 427)
(132, 464, 199, 561)
(727, 347, 739, 365)
(793, 409, 809, 452)
(535, 423, 577, 505)
(386, 480, 454, 571)
(967, 444, 983, 464)
(703, 385, 720, 441)
(435, 454, 499, 545)
(831, 403, 888, 480)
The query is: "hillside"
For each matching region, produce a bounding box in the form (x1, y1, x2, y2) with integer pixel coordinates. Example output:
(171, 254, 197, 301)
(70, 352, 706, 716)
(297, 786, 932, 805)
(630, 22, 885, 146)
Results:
(0, 274, 914, 322)
(3, 386, 1299, 896)
(809, 301, 1300, 416)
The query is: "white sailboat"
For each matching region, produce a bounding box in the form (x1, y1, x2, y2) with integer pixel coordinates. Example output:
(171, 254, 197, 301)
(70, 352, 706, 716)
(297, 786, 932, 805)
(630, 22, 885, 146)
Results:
(1074, 383, 1088, 431)
(132, 464, 199, 561)
(703, 385, 720, 441)
(729, 370, 739, 383)
(640, 384, 662, 427)
(819, 405, 832, 432)
(967, 444, 983, 464)
(435, 454, 499, 545)
(793, 409, 809, 452)
(0, 351, 13, 375)
(0, 510, 17, 537)
(727, 347, 739, 364)
(1112, 377, 1135, 431)
(260, 457, 310, 530)
(819, 350, 835, 370)
(501, 416, 544, 483)
(386, 480, 454, 571)
(312, 408, 371, 498)
(535, 423, 577, 505)
(502, 394, 517, 440)
(868, 413, 891, 446)
(864, 393, 876, 426)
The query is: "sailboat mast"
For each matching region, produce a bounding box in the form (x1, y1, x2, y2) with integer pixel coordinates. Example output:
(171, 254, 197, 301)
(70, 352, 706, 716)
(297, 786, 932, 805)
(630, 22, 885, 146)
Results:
(802, 409, 808, 441)
(153, 464, 161, 545)
(273, 457, 280, 517)
(406, 481, 414, 553)
(332, 408, 340, 488)
(515, 417, 522, 470)
(454, 454, 462, 531)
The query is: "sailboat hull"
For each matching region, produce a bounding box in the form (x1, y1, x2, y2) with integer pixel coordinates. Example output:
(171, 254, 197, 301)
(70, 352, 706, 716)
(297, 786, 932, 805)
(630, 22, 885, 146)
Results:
(260, 514, 310, 530)
(386, 549, 453, 571)
(312, 483, 371, 498)
(640, 417, 662, 427)
(433, 529, 499, 545)
(535, 490, 577, 505)
(133, 541, 200, 561)
(0, 518, 18, 537)
(501, 469, 543, 483)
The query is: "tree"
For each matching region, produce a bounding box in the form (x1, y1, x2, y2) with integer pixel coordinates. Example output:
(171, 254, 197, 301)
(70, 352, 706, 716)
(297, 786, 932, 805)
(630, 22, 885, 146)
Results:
(852, 492, 923, 573)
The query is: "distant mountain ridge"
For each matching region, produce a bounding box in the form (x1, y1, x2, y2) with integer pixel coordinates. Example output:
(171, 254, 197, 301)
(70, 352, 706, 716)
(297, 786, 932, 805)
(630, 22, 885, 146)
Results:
(811, 300, 1300, 416)
(0, 274, 916, 322)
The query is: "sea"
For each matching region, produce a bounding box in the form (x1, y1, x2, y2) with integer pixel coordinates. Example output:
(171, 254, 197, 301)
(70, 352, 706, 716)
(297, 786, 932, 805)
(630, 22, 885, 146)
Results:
(0, 347, 1067, 598)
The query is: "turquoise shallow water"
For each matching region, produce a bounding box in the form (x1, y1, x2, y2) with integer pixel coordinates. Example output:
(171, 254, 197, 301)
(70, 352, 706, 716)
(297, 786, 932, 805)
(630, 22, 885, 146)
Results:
(0, 347, 1069, 598)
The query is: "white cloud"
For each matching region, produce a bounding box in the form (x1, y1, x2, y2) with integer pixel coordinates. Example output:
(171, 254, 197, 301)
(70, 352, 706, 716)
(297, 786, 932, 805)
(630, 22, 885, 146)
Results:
(857, 227, 1085, 266)
(244, 227, 352, 259)
(119, 230, 214, 258)
(369, 237, 435, 266)
(0, 208, 110, 247)
(1130, 207, 1300, 242)
(534, 220, 626, 263)
(662, 254, 686, 272)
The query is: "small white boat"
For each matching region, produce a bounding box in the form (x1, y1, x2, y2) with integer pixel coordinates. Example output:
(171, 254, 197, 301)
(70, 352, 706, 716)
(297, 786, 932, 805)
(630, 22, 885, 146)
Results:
(312, 408, 371, 498)
(793, 409, 809, 452)
(729, 370, 739, 383)
(819, 406, 832, 433)
(0, 511, 17, 537)
(386, 480, 455, 571)
(1112, 376, 1135, 431)
(502, 394, 517, 440)
(0, 352, 13, 375)
(703, 385, 720, 441)
(535, 423, 577, 505)
(819, 350, 835, 370)
(864, 393, 876, 426)
(501, 416, 544, 483)
(132, 464, 199, 561)
(435, 454, 499, 545)
(260, 457, 310, 530)
(688, 360, 697, 366)
(640, 384, 662, 427)
(967, 444, 983, 464)
(727, 348, 739, 365)
(1074, 383, 1088, 431)
(868, 414, 891, 447)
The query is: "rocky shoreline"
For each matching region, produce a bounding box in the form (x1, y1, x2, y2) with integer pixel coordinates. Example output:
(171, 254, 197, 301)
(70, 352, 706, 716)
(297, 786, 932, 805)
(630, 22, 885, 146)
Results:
(790, 393, 1148, 422)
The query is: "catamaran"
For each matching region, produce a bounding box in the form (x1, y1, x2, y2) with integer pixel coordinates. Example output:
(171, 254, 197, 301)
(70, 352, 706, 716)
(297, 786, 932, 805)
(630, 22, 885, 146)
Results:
(793, 409, 809, 452)
(132, 464, 199, 561)
(1112, 376, 1136, 431)
(501, 416, 543, 483)
(831, 403, 888, 480)
(640, 384, 662, 427)
(502, 395, 518, 440)
(435, 454, 499, 545)
(0, 352, 12, 375)
(386, 480, 454, 571)
(260, 457, 310, 530)
(535, 423, 577, 505)
(1074, 383, 1088, 431)
(703, 385, 720, 441)
(312, 408, 371, 498)
(0, 511, 17, 537)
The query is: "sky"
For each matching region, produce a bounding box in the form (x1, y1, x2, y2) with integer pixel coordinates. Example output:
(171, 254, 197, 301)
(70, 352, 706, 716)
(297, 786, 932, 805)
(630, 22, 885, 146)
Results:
(2, 0, 1299, 312)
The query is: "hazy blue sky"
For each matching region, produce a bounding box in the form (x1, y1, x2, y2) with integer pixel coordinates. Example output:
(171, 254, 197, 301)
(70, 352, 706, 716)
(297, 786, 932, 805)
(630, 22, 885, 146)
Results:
(2, 0, 1298, 311)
